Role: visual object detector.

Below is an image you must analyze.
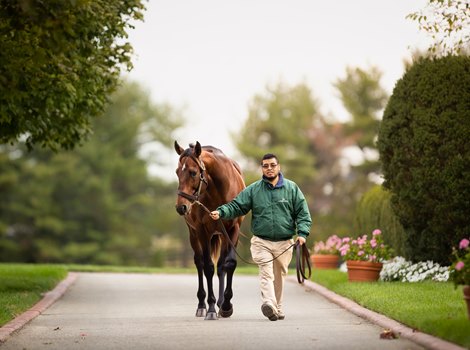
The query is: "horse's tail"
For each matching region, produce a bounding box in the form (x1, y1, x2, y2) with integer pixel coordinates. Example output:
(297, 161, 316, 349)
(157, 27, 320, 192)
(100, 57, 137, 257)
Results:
(211, 234, 222, 265)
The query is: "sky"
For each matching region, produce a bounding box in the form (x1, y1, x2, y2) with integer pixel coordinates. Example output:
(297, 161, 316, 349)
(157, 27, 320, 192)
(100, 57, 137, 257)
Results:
(125, 0, 430, 179)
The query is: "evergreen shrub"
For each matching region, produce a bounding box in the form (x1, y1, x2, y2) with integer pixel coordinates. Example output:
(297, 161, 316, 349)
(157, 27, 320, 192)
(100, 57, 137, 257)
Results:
(377, 55, 470, 264)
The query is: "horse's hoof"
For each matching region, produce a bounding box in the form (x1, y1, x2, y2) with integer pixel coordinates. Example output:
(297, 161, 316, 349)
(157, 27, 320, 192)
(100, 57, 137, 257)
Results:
(204, 311, 218, 320)
(196, 308, 207, 317)
(219, 305, 233, 318)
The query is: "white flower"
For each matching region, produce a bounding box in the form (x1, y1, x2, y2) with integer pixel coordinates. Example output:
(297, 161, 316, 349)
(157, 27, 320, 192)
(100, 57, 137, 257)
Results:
(380, 257, 450, 283)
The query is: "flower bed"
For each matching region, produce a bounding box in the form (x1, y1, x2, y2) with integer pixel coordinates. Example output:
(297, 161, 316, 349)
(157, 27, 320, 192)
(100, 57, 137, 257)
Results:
(338, 229, 392, 263)
(380, 256, 449, 282)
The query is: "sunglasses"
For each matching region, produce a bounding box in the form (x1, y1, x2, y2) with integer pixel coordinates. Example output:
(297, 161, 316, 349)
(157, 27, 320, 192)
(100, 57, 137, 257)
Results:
(261, 163, 278, 169)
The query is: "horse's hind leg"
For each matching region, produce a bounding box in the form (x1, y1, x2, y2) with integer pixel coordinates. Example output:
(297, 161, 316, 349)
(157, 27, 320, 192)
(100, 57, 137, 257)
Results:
(219, 247, 237, 318)
(194, 254, 207, 317)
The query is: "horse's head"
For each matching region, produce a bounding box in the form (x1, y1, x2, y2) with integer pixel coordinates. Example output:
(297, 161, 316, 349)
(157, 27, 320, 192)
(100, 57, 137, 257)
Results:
(174, 141, 208, 216)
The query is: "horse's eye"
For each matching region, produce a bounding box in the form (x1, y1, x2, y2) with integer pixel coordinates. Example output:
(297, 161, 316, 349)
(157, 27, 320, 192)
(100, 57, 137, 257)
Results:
(190, 170, 197, 178)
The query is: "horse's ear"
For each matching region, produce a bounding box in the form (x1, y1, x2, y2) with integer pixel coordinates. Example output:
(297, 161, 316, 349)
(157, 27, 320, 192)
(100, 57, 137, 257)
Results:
(174, 141, 184, 155)
(194, 141, 202, 157)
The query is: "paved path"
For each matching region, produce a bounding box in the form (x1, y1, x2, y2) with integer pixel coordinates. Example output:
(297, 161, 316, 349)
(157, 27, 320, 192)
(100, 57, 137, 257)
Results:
(0, 273, 462, 350)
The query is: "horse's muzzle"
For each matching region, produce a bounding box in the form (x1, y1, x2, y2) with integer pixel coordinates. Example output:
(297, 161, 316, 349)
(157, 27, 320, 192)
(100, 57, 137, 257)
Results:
(175, 204, 188, 216)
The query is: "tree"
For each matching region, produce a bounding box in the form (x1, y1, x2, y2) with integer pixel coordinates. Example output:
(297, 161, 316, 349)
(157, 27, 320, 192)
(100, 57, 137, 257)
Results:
(377, 55, 470, 264)
(334, 65, 389, 178)
(407, 0, 470, 56)
(233, 81, 318, 187)
(0, 81, 184, 265)
(0, 0, 145, 150)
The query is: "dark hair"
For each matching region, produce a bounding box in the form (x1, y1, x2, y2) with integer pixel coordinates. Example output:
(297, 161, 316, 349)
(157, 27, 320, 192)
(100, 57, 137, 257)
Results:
(261, 153, 279, 164)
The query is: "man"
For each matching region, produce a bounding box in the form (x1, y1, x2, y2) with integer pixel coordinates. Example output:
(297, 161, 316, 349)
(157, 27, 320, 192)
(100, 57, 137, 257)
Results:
(210, 153, 312, 321)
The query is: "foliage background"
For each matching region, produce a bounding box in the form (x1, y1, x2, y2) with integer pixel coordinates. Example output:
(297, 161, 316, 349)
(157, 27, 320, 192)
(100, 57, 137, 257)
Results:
(0, 82, 188, 266)
(2, 1, 468, 267)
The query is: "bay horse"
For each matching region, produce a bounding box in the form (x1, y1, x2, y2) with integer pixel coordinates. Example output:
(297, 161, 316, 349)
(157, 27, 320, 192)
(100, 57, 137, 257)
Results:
(174, 141, 245, 320)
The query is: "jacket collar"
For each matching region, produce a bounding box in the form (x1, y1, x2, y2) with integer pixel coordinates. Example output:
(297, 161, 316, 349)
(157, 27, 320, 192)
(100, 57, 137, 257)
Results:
(262, 172, 284, 189)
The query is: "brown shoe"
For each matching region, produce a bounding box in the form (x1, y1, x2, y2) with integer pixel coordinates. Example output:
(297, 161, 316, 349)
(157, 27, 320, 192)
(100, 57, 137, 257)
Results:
(261, 303, 278, 321)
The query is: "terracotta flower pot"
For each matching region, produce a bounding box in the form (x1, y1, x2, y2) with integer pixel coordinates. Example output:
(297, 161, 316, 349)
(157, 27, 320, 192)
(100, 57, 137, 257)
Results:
(346, 260, 383, 282)
(463, 285, 470, 320)
(310, 254, 340, 269)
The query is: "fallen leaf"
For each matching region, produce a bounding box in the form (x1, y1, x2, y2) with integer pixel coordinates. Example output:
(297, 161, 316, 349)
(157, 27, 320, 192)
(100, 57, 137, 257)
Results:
(380, 329, 398, 339)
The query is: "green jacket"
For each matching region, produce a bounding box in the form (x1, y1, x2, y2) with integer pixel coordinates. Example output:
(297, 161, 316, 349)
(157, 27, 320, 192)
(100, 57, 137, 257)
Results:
(217, 173, 312, 241)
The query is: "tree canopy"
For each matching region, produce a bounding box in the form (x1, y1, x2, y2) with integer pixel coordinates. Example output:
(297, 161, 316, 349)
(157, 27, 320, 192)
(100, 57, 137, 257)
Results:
(0, 0, 145, 150)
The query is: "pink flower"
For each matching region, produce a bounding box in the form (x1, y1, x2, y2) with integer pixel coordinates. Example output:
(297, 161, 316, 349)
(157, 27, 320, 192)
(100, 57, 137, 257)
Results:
(455, 261, 465, 271)
(313, 235, 344, 254)
(451, 238, 470, 286)
(459, 238, 469, 250)
(337, 229, 391, 262)
(339, 244, 350, 256)
(372, 229, 381, 236)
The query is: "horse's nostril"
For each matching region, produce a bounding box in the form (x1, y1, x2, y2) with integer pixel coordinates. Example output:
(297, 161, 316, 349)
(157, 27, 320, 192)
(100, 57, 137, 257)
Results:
(176, 204, 187, 216)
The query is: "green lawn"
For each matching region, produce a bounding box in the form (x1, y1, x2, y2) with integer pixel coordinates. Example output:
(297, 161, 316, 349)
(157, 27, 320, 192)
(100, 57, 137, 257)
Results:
(0, 264, 67, 326)
(1, 263, 469, 348)
(311, 269, 470, 349)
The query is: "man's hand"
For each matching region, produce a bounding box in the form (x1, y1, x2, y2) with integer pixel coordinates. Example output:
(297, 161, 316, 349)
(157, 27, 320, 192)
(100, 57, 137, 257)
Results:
(210, 210, 220, 220)
(296, 236, 306, 246)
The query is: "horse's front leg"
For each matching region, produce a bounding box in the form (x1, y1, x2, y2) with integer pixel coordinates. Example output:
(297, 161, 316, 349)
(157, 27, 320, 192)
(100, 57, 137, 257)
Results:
(219, 245, 237, 318)
(203, 247, 218, 320)
(194, 253, 207, 317)
(216, 250, 227, 309)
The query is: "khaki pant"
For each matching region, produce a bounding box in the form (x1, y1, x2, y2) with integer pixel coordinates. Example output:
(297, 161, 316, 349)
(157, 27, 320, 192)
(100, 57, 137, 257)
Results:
(250, 235, 294, 314)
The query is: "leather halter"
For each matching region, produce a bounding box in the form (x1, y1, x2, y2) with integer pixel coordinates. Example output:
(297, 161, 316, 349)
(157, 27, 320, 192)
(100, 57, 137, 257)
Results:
(177, 155, 208, 202)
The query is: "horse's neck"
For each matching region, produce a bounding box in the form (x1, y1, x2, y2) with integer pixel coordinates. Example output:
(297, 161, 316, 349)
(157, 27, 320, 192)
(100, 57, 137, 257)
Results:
(206, 164, 228, 190)
(203, 156, 235, 197)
